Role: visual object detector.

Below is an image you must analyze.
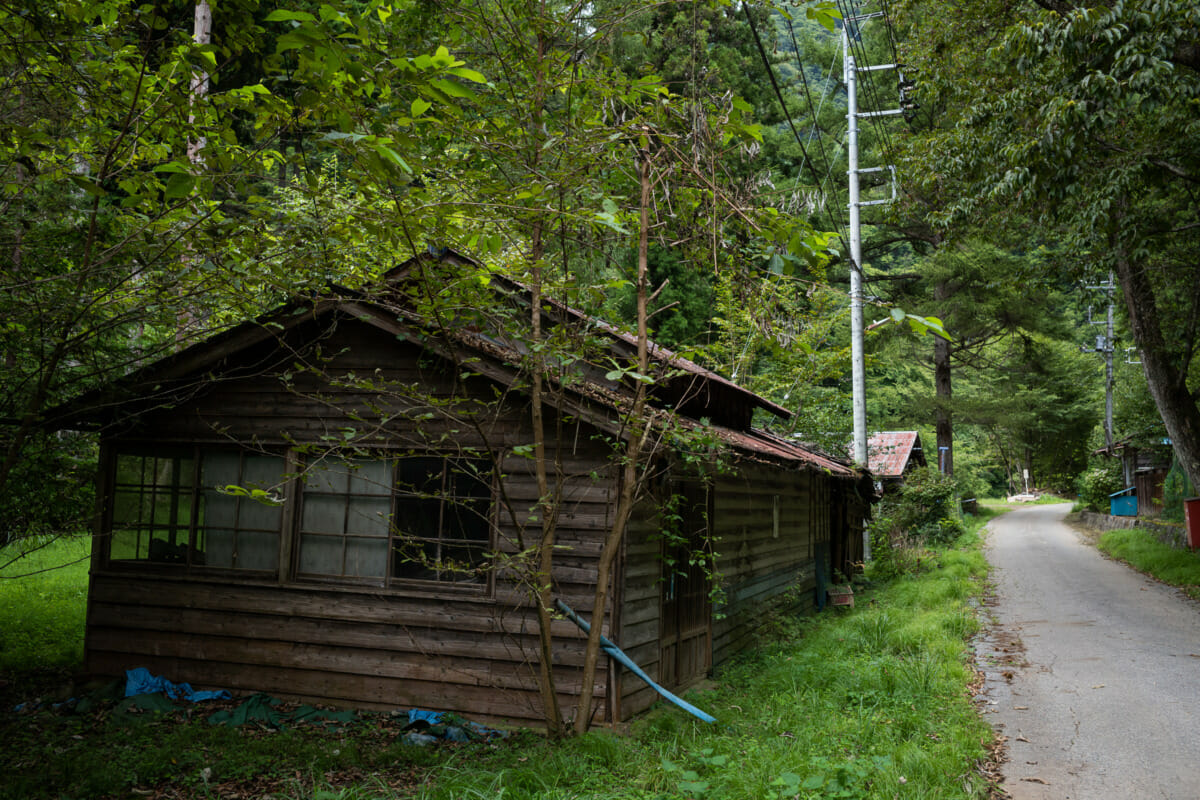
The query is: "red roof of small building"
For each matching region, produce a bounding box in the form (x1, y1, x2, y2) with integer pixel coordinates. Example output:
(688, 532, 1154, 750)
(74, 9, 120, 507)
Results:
(851, 431, 924, 478)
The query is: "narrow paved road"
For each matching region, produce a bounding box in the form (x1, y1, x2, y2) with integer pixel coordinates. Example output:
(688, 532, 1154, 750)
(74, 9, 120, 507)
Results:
(977, 503, 1200, 799)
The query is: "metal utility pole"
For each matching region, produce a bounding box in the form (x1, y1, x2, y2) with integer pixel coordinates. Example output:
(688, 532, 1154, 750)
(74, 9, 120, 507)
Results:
(844, 4, 910, 559)
(845, 26, 867, 473)
(845, 8, 909, 471)
(1084, 272, 1116, 450)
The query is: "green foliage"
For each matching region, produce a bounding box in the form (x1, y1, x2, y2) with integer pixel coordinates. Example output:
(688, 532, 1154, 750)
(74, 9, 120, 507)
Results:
(892, 0, 1200, 493)
(1162, 458, 1197, 523)
(866, 237, 1098, 494)
(882, 467, 965, 544)
(868, 468, 967, 581)
(709, 270, 850, 452)
(1, 523, 995, 799)
(1076, 461, 1124, 512)
(0, 433, 95, 549)
(610, 245, 715, 350)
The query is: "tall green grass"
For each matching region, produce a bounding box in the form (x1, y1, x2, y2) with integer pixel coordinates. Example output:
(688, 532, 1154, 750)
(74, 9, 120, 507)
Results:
(1, 527, 996, 799)
(388, 529, 994, 800)
(1098, 528, 1200, 600)
(0, 535, 91, 675)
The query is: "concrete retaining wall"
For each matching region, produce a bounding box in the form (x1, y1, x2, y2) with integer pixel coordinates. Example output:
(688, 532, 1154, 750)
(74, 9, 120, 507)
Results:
(1078, 510, 1189, 550)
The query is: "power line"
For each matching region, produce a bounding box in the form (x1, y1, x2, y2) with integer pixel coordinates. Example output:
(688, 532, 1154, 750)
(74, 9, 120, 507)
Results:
(741, 5, 820, 194)
(839, 2, 902, 159)
(741, 3, 850, 250)
(880, 0, 902, 66)
(784, 17, 848, 223)
(837, 0, 900, 172)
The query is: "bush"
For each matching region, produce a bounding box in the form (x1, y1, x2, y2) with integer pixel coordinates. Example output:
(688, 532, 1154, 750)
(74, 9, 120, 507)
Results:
(0, 432, 96, 549)
(868, 468, 964, 580)
(1162, 458, 1196, 522)
(1075, 461, 1122, 512)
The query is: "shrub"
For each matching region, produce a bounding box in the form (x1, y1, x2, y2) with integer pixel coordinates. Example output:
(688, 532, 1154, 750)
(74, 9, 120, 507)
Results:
(0, 432, 96, 549)
(1075, 461, 1122, 512)
(868, 467, 964, 579)
(1162, 458, 1196, 522)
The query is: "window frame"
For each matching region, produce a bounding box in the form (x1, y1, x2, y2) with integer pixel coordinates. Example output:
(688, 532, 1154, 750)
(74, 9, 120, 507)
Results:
(292, 452, 496, 593)
(101, 443, 497, 596)
(106, 447, 198, 567)
(103, 444, 288, 578)
(389, 455, 494, 588)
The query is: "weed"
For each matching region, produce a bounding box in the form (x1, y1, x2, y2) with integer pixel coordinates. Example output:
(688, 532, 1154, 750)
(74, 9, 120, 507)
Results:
(1097, 528, 1200, 600)
(848, 610, 892, 651)
(0, 525, 996, 800)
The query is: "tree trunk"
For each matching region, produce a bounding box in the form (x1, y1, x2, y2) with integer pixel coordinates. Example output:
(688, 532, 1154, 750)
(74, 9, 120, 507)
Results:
(187, 1, 211, 163)
(572, 151, 654, 735)
(933, 280, 953, 475)
(1114, 231, 1200, 505)
(528, 234, 565, 739)
(177, 0, 212, 346)
(525, 24, 565, 739)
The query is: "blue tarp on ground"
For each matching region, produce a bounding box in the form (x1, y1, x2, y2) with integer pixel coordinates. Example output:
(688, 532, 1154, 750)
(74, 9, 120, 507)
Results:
(401, 708, 506, 744)
(124, 668, 231, 703)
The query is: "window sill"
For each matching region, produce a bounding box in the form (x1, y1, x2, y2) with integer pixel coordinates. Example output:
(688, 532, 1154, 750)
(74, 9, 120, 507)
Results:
(93, 564, 498, 603)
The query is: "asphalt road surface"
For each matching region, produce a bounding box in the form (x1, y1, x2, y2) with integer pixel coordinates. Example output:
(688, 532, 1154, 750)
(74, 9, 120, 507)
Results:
(976, 503, 1200, 799)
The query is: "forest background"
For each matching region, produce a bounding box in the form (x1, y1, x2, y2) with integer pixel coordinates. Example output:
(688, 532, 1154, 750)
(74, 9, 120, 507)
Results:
(2, 0, 1198, 562)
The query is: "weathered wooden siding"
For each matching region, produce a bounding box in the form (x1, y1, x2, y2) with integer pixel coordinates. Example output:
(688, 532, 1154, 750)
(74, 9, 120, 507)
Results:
(123, 318, 526, 448)
(86, 316, 622, 725)
(613, 497, 667, 719)
(84, 313, 866, 726)
(711, 465, 832, 668)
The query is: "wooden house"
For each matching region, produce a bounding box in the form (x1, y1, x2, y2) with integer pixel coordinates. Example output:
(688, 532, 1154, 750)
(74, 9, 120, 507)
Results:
(1094, 438, 1173, 517)
(55, 252, 871, 726)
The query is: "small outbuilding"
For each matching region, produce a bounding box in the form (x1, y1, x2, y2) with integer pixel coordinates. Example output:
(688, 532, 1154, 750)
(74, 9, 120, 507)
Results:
(852, 431, 927, 494)
(1094, 438, 1173, 518)
(54, 251, 871, 726)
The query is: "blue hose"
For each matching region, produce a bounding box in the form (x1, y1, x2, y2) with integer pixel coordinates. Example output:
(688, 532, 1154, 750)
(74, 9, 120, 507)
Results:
(554, 599, 716, 724)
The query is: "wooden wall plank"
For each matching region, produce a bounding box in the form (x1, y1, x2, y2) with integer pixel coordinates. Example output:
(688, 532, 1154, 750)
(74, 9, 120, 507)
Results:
(85, 650, 571, 723)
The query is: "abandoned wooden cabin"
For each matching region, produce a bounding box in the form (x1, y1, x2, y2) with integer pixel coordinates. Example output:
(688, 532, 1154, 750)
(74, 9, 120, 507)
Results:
(57, 252, 872, 726)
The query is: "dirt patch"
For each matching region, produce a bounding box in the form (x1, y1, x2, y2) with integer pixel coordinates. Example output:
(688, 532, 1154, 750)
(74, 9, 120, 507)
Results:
(1064, 514, 1104, 545)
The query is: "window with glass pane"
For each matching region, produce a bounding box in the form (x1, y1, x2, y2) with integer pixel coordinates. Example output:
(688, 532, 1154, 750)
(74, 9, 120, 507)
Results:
(109, 449, 285, 573)
(391, 457, 491, 584)
(198, 452, 285, 571)
(298, 458, 393, 580)
(110, 453, 195, 563)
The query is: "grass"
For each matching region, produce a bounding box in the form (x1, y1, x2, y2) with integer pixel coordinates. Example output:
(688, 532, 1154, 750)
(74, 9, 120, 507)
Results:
(979, 494, 1071, 508)
(0, 525, 997, 800)
(1096, 527, 1200, 600)
(0, 535, 91, 677)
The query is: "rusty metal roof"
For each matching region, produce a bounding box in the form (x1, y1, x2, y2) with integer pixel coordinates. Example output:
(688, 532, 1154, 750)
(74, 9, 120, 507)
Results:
(713, 426, 857, 476)
(851, 431, 924, 478)
(51, 248, 857, 479)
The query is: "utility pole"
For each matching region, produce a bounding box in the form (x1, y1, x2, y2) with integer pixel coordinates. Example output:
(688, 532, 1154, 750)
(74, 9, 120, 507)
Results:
(844, 3, 910, 558)
(845, 24, 867, 473)
(1084, 272, 1116, 451)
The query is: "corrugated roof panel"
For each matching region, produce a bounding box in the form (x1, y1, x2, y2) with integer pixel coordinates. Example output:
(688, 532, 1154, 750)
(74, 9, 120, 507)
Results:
(853, 431, 921, 478)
